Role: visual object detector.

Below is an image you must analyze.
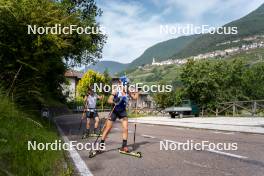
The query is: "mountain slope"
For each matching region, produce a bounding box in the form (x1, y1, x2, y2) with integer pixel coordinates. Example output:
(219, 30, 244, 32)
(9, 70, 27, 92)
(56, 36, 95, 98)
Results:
(84, 61, 128, 75)
(127, 48, 264, 85)
(129, 35, 198, 67)
(172, 3, 264, 59)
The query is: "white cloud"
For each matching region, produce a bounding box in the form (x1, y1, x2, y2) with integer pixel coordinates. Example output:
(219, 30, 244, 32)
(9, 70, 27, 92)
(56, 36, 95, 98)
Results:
(166, 0, 218, 22)
(97, 0, 264, 63)
(163, 0, 264, 24)
(99, 0, 179, 63)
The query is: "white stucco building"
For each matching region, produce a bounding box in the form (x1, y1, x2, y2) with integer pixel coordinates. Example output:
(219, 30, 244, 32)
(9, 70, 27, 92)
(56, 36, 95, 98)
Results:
(62, 70, 83, 101)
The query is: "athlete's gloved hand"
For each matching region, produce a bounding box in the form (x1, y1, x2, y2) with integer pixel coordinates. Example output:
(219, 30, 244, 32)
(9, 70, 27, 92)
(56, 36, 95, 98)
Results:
(113, 96, 127, 105)
(113, 96, 121, 105)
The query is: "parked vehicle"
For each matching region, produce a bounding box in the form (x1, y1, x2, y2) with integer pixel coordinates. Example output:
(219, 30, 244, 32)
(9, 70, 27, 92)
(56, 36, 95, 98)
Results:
(164, 100, 199, 118)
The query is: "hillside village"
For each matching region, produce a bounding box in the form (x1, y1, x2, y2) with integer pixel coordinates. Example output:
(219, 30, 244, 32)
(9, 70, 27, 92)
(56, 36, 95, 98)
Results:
(149, 35, 264, 67)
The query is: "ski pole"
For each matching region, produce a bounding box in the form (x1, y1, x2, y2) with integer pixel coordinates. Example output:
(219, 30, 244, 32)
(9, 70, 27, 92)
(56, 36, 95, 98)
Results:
(78, 118, 83, 131)
(89, 104, 116, 155)
(97, 104, 116, 140)
(79, 98, 87, 132)
(132, 95, 139, 151)
(133, 123, 137, 151)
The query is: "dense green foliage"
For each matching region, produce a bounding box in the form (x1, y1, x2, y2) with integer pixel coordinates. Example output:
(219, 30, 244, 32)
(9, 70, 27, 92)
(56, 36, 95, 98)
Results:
(0, 0, 104, 175)
(77, 69, 106, 97)
(181, 58, 264, 108)
(152, 90, 183, 108)
(0, 0, 105, 110)
(0, 91, 70, 175)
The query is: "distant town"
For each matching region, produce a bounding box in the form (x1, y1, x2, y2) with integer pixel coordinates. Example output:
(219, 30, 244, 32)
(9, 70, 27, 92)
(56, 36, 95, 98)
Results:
(146, 35, 264, 67)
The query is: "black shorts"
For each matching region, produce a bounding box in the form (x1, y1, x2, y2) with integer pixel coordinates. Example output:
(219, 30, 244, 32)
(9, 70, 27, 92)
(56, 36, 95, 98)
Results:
(86, 111, 98, 119)
(110, 110, 127, 121)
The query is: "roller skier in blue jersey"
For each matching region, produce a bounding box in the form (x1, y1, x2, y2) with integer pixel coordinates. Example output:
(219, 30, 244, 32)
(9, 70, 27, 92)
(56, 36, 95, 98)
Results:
(99, 76, 137, 152)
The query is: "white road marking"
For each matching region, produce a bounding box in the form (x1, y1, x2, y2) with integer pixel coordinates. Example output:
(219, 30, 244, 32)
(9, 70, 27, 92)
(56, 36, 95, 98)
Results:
(113, 128, 133, 133)
(183, 160, 208, 168)
(164, 139, 181, 144)
(57, 125, 93, 176)
(141, 134, 156, 139)
(174, 127, 184, 130)
(111, 127, 134, 134)
(183, 160, 233, 175)
(206, 149, 248, 159)
(163, 139, 248, 159)
(213, 131, 234, 135)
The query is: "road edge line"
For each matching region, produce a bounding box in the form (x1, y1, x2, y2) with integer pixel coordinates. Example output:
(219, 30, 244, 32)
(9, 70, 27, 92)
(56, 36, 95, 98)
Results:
(56, 124, 93, 176)
(206, 149, 248, 159)
(164, 139, 248, 159)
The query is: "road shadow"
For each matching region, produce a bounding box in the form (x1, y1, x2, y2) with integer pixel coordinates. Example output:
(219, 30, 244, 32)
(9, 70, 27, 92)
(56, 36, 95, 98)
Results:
(128, 141, 150, 150)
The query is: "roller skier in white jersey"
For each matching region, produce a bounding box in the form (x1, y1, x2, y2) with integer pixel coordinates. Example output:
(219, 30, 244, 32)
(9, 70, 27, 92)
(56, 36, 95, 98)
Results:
(82, 88, 104, 138)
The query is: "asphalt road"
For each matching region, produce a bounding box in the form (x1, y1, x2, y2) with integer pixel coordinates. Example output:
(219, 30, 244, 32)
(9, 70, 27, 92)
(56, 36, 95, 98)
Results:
(56, 113, 264, 176)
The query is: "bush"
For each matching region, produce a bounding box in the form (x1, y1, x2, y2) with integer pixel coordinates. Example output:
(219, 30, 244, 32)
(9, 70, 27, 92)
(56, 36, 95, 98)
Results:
(181, 58, 264, 108)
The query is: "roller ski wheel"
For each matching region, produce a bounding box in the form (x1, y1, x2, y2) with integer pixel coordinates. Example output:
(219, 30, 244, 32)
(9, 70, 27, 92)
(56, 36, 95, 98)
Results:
(88, 151, 97, 158)
(118, 148, 142, 158)
(89, 150, 103, 158)
(81, 133, 89, 139)
(89, 133, 102, 137)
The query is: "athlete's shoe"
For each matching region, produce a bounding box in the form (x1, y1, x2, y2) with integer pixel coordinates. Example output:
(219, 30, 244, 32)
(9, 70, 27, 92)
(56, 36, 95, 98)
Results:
(82, 130, 90, 139)
(93, 128, 101, 135)
(119, 146, 130, 153)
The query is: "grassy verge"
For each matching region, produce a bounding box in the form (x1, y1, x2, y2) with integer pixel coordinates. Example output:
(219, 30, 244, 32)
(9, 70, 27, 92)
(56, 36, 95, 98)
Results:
(127, 112, 150, 118)
(0, 92, 72, 176)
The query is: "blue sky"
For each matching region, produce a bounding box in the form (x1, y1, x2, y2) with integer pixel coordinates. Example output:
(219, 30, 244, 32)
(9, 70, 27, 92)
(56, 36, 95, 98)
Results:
(96, 0, 264, 63)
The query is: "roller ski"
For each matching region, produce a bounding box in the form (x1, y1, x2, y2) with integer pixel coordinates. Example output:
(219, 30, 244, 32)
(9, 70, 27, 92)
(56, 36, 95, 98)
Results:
(89, 127, 103, 137)
(82, 127, 103, 139)
(89, 133, 102, 137)
(88, 149, 104, 158)
(89, 140, 105, 158)
(118, 146, 142, 158)
(82, 133, 102, 139)
(81, 130, 89, 139)
(118, 123, 142, 158)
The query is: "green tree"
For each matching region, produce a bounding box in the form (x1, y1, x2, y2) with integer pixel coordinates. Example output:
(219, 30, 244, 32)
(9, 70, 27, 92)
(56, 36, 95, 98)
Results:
(77, 70, 106, 97)
(242, 63, 264, 99)
(0, 0, 106, 109)
(153, 89, 183, 108)
(103, 68, 112, 85)
(181, 59, 247, 108)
